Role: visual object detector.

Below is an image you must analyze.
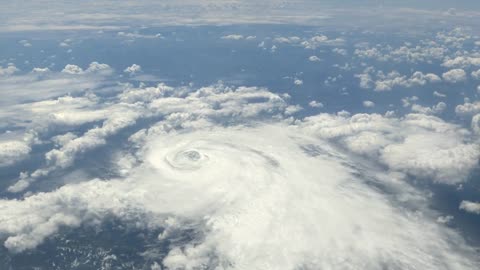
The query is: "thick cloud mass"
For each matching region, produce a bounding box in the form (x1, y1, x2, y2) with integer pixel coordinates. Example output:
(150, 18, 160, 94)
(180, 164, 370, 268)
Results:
(0, 124, 478, 269)
(301, 113, 479, 184)
(0, 73, 479, 268)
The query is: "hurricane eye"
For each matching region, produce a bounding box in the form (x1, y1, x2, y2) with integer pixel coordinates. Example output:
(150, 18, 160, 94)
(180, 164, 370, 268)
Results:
(182, 150, 201, 161)
(164, 148, 209, 171)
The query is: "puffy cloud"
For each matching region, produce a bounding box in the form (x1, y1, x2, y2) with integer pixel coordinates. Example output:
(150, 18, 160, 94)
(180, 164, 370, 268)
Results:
(411, 102, 446, 115)
(433, 91, 446, 98)
(363, 100, 375, 108)
(145, 84, 289, 120)
(455, 101, 480, 116)
(356, 68, 442, 92)
(84, 62, 113, 75)
(301, 35, 344, 49)
(436, 28, 471, 48)
(308, 55, 321, 62)
(300, 113, 479, 184)
(355, 71, 373, 89)
(459, 201, 480, 215)
(44, 107, 140, 168)
(19, 40, 32, 47)
(294, 79, 303, 85)
(62, 62, 113, 75)
(31, 67, 50, 73)
(51, 132, 78, 147)
(221, 34, 244, 40)
(124, 64, 142, 75)
(437, 215, 454, 224)
(273, 36, 301, 44)
(61, 64, 83, 74)
(273, 35, 344, 49)
(308, 100, 323, 108)
(49, 109, 108, 126)
(417, 72, 442, 83)
(471, 69, 480, 80)
(401, 96, 419, 107)
(0, 179, 123, 252)
(380, 132, 478, 184)
(374, 71, 441, 91)
(4, 104, 141, 192)
(0, 64, 19, 76)
(284, 104, 303, 115)
(332, 47, 347, 56)
(442, 56, 480, 68)
(355, 47, 383, 59)
(442, 69, 467, 83)
(472, 114, 480, 135)
(0, 140, 31, 167)
(355, 44, 446, 64)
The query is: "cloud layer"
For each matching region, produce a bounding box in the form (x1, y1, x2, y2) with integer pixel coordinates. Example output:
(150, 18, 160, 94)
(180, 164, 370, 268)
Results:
(0, 67, 479, 268)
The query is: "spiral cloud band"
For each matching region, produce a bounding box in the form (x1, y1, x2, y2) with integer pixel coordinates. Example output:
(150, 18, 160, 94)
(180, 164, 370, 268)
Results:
(1, 124, 478, 269)
(0, 80, 479, 269)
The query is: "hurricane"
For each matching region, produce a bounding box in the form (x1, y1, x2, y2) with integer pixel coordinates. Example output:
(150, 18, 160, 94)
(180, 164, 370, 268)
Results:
(1, 1, 480, 269)
(2, 124, 477, 269)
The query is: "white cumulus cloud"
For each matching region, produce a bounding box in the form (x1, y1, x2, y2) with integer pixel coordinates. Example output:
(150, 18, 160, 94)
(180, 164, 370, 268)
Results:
(442, 69, 467, 83)
(459, 201, 480, 215)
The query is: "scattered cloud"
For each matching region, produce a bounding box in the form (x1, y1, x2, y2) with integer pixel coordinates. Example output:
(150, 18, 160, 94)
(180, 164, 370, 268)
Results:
(332, 47, 347, 56)
(117, 31, 162, 39)
(455, 101, 480, 116)
(367, 70, 441, 91)
(363, 100, 375, 108)
(19, 40, 32, 47)
(442, 69, 467, 83)
(124, 64, 142, 75)
(472, 114, 480, 135)
(471, 69, 480, 80)
(221, 34, 244, 40)
(433, 91, 446, 98)
(442, 56, 480, 68)
(301, 35, 344, 49)
(459, 201, 480, 215)
(0, 140, 31, 167)
(0, 64, 19, 76)
(273, 35, 344, 49)
(61, 64, 84, 75)
(308, 100, 324, 108)
(437, 215, 454, 224)
(411, 102, 446, 115)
